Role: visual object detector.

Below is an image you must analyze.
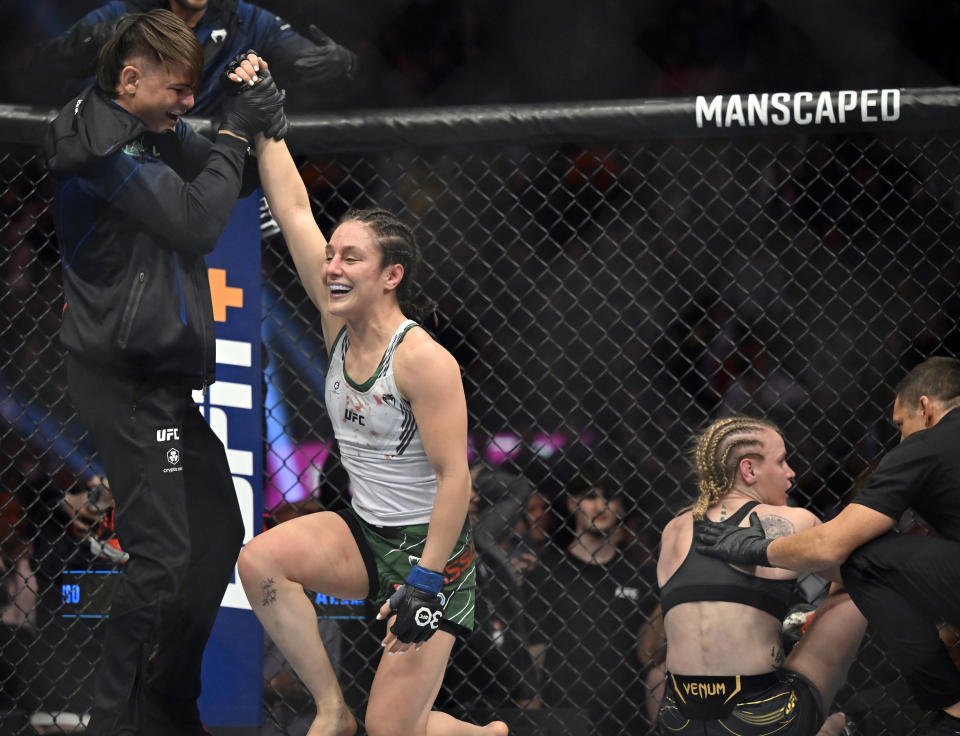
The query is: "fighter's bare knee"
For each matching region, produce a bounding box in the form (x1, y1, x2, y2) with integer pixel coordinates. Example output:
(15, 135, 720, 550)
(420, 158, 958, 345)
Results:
(237, 535, 279, 583)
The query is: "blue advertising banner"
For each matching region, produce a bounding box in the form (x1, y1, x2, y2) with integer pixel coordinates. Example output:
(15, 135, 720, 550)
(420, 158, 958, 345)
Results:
(194, 193, 264, 729)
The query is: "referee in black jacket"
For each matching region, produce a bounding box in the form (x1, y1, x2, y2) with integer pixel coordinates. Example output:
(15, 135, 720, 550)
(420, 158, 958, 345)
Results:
(44, 10, 284, 736)
(696, 355, 960, 736)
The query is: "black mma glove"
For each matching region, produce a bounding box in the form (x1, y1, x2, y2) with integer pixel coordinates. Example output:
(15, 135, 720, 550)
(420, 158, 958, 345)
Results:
(220, 71, 285, 142)
(384, 565, 445, 644)
(263, 90, 290, 141)
(220, 50, 289, 141)
(293, 25, 358, 86)
(219, 49, 260, 98)
(694, 511, 772, 566)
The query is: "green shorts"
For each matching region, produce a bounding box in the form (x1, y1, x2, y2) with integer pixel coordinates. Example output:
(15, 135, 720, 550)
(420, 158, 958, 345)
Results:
(338, 507, 476, 635)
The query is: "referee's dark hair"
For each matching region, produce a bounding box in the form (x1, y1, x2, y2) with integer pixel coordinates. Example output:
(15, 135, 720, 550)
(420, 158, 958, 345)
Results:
(96, 9, 202, 96)
(895, 356, 960, 408)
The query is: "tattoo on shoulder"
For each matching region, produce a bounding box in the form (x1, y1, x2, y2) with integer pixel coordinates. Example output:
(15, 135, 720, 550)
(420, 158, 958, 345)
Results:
(759, 515, 796, 539)
(261, 577, 278, 607)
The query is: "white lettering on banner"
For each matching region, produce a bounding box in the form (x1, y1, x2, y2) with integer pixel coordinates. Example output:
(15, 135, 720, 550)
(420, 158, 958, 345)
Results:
(748, 94, 768, 126)
(815, 91, 836, 124)
(793, 91, 813, 125)
(216, 338, 252, 367)
(696, 89, 901, 128)
(194, 337, 258, 611)
(207, 408, 254, 476)
(209, 381, 253, 410)
(770, 92, 790, 125)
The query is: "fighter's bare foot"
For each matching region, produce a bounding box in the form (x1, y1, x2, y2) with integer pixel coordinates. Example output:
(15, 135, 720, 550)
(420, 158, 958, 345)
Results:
(483, 721, 509, 736)
(306, 703, 358, 736)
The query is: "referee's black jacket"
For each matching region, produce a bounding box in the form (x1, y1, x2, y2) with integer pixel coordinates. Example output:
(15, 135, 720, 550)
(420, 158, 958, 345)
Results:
(44, 85, 254, 387)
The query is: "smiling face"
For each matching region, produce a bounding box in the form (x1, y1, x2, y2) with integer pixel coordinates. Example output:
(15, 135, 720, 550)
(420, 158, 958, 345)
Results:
(323, 221, 402, 317)
(119, 58, 195, 132)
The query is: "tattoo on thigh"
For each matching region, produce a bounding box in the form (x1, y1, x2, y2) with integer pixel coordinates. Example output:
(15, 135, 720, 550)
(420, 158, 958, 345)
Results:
(772, 645, 785, 667)
(261, 577, 278, 606)
(759, 514, 796, 539)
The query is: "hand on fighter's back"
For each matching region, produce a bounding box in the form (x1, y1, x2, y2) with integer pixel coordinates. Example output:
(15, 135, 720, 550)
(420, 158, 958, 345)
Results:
(694, 511, 772, 566)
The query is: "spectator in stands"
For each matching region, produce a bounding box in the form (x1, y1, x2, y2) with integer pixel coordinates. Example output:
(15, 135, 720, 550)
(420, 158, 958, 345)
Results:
(0, 469, 36, 631)
(24, 473, 122, 733)
(522, 464, 648, 735)
(31, 0, 356, 114)
(0, 461, 39, 721)
(435, 465, 539, 716)
(506, 488, 558, 576)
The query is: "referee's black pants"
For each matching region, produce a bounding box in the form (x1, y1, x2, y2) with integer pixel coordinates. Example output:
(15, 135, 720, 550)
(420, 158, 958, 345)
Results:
(841, 531, 960, 709)
(68, 356, 244, 732)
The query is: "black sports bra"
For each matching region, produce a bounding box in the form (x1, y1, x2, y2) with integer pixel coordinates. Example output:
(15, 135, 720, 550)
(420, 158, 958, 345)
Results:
(660, 501, 793, 621)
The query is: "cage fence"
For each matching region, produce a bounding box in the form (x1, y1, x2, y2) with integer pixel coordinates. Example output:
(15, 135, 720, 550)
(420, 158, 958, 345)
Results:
(1, 92, 960, 735)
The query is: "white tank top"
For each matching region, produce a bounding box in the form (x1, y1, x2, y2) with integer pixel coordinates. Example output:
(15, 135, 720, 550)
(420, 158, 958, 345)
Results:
(325, 320, 437, 525)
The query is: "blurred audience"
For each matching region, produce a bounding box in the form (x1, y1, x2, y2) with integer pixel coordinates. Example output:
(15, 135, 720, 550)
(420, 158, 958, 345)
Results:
(522, 464, 649, 735)
(6, 0, 960, 108)
(504, 489, 559, 576)
(434, 466, 541, 721)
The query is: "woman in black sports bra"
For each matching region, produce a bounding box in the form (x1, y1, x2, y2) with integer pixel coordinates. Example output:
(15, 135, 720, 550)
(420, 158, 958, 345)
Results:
(656, 415, 866, 736)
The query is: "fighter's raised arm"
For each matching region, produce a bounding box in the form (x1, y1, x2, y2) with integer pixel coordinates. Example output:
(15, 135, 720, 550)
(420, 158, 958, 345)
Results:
(254, 135, 344, 353)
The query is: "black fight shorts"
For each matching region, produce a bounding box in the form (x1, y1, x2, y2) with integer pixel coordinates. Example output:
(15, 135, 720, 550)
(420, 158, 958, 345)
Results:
(658, 670, 824, 736)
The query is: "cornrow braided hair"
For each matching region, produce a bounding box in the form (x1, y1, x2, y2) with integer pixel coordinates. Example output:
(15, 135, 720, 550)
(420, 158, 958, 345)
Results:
(689, 415, 779, 520)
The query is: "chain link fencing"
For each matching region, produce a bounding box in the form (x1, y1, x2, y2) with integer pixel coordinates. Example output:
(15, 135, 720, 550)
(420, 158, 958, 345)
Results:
(1, 91, 960, 735)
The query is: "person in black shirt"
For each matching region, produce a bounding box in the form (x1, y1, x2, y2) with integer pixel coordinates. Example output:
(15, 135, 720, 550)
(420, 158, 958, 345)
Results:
(523, 467, 649, 735)
(696, 356, 960, 735)
(44, 12, 284, 736)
